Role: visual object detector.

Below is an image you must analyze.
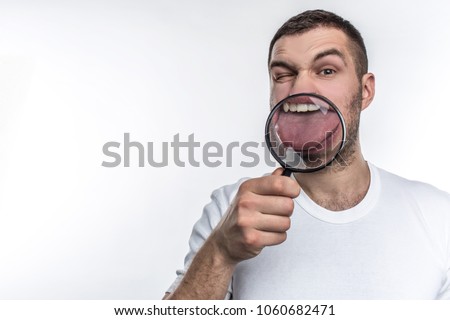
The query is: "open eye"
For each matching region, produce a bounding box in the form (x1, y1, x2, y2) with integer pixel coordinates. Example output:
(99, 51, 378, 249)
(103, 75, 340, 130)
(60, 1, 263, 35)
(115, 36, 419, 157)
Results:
(319, 68, 336, 76)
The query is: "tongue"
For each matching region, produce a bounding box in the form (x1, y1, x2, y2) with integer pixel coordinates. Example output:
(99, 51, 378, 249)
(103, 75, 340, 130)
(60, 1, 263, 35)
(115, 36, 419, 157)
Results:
(276, 110, 340, 152)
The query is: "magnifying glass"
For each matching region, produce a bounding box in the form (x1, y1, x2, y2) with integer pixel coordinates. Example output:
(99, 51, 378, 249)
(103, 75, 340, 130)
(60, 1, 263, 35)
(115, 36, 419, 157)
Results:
(265, 93, 346, 176)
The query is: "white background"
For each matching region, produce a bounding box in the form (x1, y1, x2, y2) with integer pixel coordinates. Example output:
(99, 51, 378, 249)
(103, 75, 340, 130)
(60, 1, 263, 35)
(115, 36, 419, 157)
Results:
(0, 0, 449, 299)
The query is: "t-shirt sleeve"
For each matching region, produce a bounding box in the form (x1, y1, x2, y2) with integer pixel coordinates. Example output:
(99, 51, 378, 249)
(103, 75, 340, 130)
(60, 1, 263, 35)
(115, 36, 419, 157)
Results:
(436, 198, 450, 300)
(437, 266, 450, 299)
(166, 178, 248, 299)
(410, 182, 450, 300)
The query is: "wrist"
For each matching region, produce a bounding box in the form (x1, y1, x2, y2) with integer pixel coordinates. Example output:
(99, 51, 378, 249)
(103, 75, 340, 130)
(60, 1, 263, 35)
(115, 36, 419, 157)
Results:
(207, 230, 239, 268)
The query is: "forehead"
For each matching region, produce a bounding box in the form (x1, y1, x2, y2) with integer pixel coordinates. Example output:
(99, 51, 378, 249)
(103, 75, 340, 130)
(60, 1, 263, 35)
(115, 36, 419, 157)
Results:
(270, 27, 353, 64)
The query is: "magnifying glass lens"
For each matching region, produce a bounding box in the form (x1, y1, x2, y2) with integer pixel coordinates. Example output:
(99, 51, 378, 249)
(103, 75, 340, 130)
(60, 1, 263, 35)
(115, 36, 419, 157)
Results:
(265, 93, 346, 173)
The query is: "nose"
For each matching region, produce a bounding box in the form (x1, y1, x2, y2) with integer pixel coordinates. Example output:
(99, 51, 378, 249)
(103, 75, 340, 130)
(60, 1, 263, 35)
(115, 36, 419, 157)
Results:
(289, 73, 318, 96)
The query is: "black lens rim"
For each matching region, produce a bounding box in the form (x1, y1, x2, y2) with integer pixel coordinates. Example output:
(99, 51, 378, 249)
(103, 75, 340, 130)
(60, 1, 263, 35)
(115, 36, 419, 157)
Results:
(264, 93, 347, 173)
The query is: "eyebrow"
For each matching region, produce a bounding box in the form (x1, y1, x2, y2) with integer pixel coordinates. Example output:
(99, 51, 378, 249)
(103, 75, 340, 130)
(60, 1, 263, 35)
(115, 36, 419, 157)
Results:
(269, 48, 348, 72)
(313, 48, 347, 66)
(269, 60, 298, 73)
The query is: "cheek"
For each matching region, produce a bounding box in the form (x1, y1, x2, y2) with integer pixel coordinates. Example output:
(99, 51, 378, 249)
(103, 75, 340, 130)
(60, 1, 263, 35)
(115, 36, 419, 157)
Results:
(270, 83, 292, 106)
(320, 79, 359, 113)
(342, 93, 362, 129)
(325, 94, 359, 130)
(318, 81, 347, 101)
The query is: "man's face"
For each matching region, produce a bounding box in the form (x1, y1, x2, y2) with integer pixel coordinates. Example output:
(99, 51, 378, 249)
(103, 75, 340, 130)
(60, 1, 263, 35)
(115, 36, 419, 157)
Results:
(269, 27, 368, 165)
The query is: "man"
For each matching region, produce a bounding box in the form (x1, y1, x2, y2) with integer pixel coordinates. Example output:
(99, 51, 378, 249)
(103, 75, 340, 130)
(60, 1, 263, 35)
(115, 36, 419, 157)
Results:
(164, 10, 450, 299)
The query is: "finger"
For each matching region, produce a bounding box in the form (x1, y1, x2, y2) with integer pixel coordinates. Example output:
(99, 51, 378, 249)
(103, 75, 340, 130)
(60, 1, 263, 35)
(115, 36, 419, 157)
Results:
(252, 194, 295, 216)
(271, 167, 284, 176)
(254, 214, 291, 233)
(240, 175, 301, 198)
(254, 230, 288, 247)
(272, 167, 292, 177)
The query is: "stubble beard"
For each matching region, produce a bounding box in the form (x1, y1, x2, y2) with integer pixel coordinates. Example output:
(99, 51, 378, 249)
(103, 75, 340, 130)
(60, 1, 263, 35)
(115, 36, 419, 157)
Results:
(332, 84, 363, 170)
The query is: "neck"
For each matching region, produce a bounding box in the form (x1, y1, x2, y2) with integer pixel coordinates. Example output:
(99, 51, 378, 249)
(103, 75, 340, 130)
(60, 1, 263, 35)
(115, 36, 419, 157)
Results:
(293, 143, 370, 211)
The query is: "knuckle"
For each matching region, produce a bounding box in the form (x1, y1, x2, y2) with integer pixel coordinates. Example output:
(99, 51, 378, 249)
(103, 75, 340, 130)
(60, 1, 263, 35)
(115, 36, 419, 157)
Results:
(284, 198, 295, 212)
(238, 179, 253, 193)
(285, 218, 291, 230)
(279, 232, 288, 243)
(284, 180, 299, 196)
(243, 231, 259, 247)
(236, 194, 254, 211)
(277, 197, 294, 215)
(273, 232, 287, 245)
(235, 213, 250, 228)
(271, 178, 285, 194)
(293, 184, 301, 196)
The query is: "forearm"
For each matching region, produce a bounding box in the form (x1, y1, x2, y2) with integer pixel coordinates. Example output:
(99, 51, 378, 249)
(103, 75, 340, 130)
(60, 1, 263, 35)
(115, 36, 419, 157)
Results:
(165, 235, 236, 300)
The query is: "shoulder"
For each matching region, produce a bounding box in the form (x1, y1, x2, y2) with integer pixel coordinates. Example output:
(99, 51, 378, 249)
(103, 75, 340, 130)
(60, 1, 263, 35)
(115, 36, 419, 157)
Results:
(373, 163, 450, 224)
(374, 164, 450, 204)
(188, 176, 252, 244)
(209, 176, 251, 211)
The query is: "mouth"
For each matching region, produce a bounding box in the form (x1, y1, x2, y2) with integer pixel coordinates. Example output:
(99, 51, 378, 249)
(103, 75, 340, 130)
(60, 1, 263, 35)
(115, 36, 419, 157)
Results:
(282, 102, 329, 113)
(272, 102, 341, 154)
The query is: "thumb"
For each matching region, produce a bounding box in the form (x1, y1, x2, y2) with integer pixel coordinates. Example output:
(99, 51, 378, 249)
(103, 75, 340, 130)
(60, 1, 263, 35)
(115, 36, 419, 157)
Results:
(271, 167, 285, 176)
(271, 167, 301, 197)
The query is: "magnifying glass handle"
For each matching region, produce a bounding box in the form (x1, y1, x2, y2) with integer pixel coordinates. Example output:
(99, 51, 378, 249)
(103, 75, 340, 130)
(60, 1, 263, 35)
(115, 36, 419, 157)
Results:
(282, 168, 292, 177)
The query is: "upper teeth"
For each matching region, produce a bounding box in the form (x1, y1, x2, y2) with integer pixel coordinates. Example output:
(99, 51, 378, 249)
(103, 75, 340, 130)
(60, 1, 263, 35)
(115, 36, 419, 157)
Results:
(283, 103, 322, 112)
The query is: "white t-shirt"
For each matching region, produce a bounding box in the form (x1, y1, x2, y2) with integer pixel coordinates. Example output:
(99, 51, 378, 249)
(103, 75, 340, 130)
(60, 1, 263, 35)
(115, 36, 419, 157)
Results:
(168, 163, 450, 299)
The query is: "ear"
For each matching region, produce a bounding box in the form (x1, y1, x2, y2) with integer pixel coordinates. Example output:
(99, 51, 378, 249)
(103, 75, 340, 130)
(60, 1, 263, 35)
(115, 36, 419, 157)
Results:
(360, 72, 375, 111)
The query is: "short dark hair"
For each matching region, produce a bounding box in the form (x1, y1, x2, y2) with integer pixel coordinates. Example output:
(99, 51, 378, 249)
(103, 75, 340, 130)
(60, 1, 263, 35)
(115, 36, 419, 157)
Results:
(268, 9, 368, 79)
